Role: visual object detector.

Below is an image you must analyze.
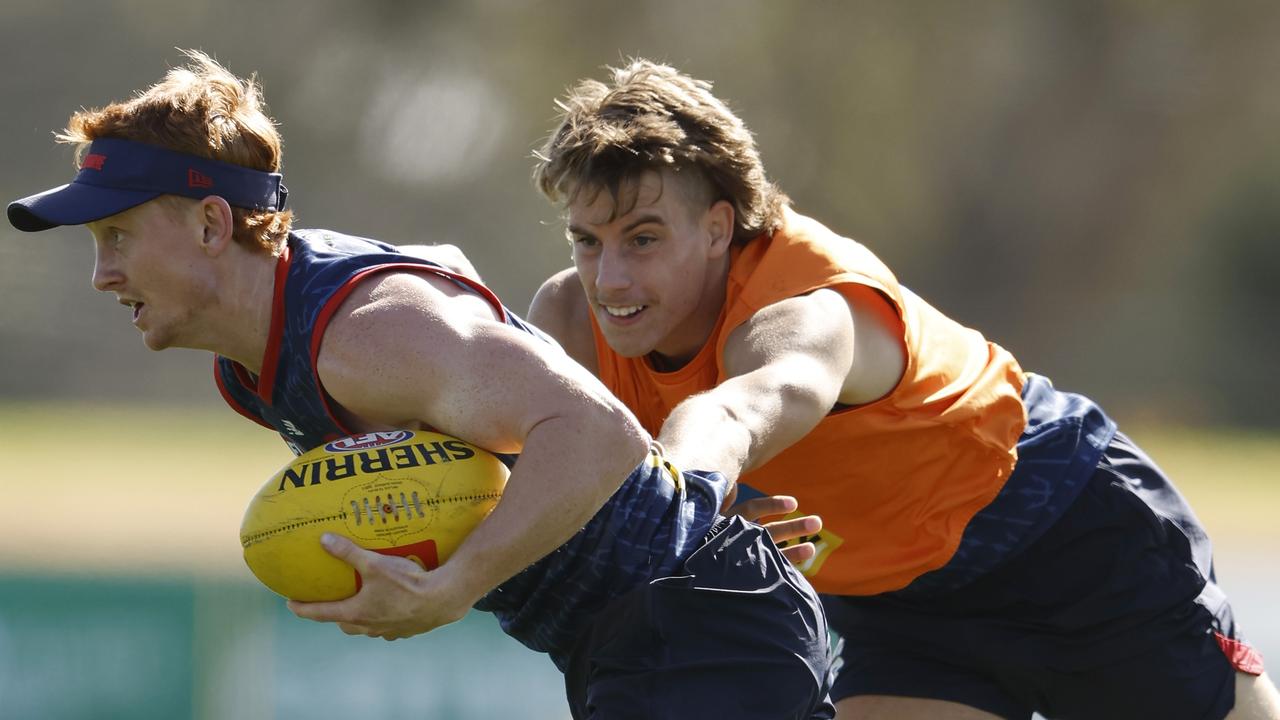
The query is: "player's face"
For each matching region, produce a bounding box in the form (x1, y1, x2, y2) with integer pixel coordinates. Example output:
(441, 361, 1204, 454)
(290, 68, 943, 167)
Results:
(567, 170, 733, 366)
(87, 198, 217, 351)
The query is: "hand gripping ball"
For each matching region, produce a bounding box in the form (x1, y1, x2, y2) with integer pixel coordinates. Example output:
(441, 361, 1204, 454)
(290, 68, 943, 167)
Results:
(240, 430, 509, 601)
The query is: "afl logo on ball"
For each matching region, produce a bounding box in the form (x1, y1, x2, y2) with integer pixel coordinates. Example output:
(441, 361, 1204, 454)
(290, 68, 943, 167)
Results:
(325, 431, 413, 453)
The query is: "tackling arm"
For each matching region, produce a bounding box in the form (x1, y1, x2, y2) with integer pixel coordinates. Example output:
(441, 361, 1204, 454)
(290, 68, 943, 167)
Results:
(658, 283, 905, 511)
(657, 289, 858, 497)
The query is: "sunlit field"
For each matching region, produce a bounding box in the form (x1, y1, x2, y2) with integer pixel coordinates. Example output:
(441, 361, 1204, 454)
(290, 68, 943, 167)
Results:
(1, 403, 1276, 719)
(5, 403, 1274, 573)
(0, 402, 294, 578)
(0, 403, 569, 719)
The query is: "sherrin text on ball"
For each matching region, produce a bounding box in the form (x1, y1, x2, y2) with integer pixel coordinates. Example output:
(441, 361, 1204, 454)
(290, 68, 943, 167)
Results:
(241, 430, 509, 601)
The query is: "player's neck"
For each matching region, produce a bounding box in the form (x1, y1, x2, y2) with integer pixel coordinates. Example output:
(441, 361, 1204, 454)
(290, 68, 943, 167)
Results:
(200, 248, 279, 373)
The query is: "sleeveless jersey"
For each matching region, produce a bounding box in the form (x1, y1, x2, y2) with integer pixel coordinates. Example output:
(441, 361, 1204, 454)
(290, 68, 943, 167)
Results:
(591, 209, 1113, 596)
(215, 229, 548, 456)
(215, 229, 722, 665)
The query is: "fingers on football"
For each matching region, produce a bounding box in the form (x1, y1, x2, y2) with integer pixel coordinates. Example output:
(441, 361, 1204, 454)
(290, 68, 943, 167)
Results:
(287, 597, 351, 624)
(319, 533, 368, 566)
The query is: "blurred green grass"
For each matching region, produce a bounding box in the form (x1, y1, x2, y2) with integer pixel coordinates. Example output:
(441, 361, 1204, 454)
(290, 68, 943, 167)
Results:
(0, 402, 293, 578)
(1, 403, 1276, 579)
(1123, 425, 1280, 543)
(0, 401, 292, 475)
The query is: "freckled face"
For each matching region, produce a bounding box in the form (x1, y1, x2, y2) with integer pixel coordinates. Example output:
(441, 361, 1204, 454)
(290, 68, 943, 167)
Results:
(567, 170, 732, 365)
(87, 198, 217, 351)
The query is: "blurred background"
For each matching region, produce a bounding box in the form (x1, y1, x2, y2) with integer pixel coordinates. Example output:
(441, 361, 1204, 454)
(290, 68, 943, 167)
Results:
(0, 1, 1276, 718)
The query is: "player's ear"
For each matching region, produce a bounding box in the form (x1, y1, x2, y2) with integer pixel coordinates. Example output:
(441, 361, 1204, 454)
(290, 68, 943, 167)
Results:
(198, 196, 235, 256)
(705, 198, 735, 258)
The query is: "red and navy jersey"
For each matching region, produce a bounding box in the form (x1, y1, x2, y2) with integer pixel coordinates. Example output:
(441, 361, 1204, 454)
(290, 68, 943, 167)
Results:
(214, 229, 722, 666)
(215, 229, 546, 456)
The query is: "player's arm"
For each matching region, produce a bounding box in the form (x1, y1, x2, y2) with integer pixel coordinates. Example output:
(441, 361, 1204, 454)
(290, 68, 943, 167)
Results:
(290, 270, 649, 639)
(658, 284, 905, 502)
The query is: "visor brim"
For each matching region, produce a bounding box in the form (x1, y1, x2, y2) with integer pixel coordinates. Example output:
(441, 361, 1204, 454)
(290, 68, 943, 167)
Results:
(7, 182, 162, 232)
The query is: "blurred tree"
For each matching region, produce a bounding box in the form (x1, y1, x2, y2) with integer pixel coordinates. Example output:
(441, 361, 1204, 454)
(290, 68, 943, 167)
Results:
(1, 0, 1277, 426)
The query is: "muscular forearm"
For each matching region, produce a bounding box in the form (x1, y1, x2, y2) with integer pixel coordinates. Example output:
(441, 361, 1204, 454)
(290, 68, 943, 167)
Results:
(657, 367, 835, 491)
(657, 394, 754, 486)
(435, 409, 650, 604)
(657, 290, 857, 492)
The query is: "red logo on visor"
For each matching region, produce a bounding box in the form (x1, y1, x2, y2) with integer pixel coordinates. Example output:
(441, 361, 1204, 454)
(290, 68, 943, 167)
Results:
(82, 154, 107, 171)
(187, 169, 214, 188)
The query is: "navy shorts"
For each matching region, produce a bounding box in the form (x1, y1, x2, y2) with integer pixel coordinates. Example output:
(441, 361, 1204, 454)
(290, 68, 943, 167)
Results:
(563, 516, 835, 720)
(824, 433, 1264, 720)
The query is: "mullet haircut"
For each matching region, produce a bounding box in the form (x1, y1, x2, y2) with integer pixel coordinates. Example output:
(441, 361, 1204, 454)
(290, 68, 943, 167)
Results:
(534, 59, 788, 244)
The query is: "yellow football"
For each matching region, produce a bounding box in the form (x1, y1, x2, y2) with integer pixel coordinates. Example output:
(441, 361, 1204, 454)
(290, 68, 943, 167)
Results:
(240, 430, 509, 601)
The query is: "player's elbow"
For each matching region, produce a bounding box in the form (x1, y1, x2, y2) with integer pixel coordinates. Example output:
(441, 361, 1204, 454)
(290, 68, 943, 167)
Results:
(605, 402, 651, 466)
(783, 377, 840, 420)
(584, 399, 651, 492)
(536, 387, 651, 493)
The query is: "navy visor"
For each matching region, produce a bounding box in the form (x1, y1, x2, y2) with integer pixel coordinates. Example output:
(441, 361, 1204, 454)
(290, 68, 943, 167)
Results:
(7, 137, 287, 232)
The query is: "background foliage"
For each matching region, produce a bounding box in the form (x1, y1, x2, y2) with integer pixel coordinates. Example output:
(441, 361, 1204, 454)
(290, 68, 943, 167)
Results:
(2, 0, 1278, 426)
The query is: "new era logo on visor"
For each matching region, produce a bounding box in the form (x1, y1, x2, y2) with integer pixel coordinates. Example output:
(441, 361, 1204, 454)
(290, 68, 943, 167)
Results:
(188, 169, 214, 188)
(82, 154, 107, 171)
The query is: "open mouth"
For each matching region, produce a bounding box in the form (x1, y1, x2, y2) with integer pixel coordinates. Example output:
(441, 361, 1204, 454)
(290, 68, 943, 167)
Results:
(601, 304, 646, 320)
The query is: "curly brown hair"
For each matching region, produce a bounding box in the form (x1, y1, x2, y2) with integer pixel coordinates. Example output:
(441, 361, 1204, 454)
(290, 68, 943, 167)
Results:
(534, 59, 788, 244)
(56, 50, 291, 254)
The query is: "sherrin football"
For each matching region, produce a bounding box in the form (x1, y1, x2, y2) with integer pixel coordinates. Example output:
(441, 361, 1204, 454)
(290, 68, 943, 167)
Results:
(241, 430, 509, 601)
